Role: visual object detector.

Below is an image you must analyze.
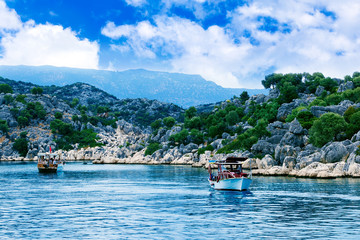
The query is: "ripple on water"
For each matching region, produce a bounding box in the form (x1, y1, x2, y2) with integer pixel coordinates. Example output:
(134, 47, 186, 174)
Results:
(1, 163, 360, 239)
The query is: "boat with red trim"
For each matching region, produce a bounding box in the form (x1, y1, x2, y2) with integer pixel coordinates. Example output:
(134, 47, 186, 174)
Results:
(208, 156, 252, 191)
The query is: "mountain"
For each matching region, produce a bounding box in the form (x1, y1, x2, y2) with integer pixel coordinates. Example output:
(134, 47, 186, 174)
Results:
(0, 65, 267, 107)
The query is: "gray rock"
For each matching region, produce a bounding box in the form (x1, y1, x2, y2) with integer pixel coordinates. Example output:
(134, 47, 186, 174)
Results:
(277, 99, 306, 121)
(265, 135, 283, 144)
(311, 100, 353, 118)
(283, 156, 297, 169)
(280, 132, 304, 147)
(258, 154, 276, 169)
(321, 142, 349, 163)
(275, 145, 297, 164)
(267, 121, 289, 136)
(289, 119, 303, 135)
(221, 132, 231, 139)
(315, 86, 325, 96)
(296, 152, 321, 169)
(351, 130, 360, 142)
(337, 81, 354, 93)
(183, 143, 199, 154)
(251, 140, 275, 155)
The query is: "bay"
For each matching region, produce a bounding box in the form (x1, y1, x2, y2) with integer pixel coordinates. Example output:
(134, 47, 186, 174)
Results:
(1, 162, 360, 239)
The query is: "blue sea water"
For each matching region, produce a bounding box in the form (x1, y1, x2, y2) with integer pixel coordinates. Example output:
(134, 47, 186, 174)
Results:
(1, 162, 360, 240)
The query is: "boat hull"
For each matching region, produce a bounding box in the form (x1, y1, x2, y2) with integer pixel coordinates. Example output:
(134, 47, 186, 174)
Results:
(209, 177, 252, 191)
(37, 163, 58, 173)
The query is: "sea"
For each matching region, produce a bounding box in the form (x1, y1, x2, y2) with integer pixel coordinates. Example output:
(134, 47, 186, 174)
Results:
(1, 162, 360, 239)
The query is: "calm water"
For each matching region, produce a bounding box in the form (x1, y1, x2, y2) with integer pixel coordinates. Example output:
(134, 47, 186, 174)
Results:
(1, 162, 360, 239)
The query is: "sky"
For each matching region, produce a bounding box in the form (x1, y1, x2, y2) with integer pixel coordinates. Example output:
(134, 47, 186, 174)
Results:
(1, 0, 360, 88)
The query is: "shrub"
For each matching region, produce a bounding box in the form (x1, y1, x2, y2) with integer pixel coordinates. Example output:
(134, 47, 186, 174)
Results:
(150, 119, 162, 130)
(145, 142, 161, 156)
(163, 117, 176, 128)
(13, 131, 28, 157)
(55, 112, 63, 119)
(17, 116, 29, 128)
(296, 111, 316, 129)
(190, 129, 204, 145)
(169, 129, 189, 145)
(309, 113, 347, 147)
(198, 145, 214, 154)
(0, 84, 13, 94)
(0, 119, 9, 134)
(3, 95, 13, 104)
(226, 110, 240, 126)
(15, 94, 27, 104)
(31, 87, 43, 95)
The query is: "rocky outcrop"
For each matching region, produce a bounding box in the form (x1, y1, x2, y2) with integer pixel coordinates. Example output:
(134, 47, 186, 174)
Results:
(310, 100, 353, 117)
(277, 99, 306, 121)
(338, 81, 354, 93)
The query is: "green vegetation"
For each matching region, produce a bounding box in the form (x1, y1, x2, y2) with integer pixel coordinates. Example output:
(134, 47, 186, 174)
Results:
(15, 94, 27, 104)
(13, 132, 29, 157)
(54, 112, 63, 119)
(0, 84, 13, 94)
(145, 142, 161, 156)
(309, 113, 347, 147)
(31, 87, 43, 95)
(0, 119, 9, 134)
(50, 119, 102, 150)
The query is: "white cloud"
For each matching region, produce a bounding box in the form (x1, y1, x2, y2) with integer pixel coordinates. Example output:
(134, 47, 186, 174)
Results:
(104, 0, 360, 88)
(0, 0, 99, 69)
(125, 0, 147, 7)
(0, 0, 21, 31)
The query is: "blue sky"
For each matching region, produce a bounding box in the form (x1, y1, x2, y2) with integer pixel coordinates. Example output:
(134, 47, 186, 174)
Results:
(1, 0, 360, 88)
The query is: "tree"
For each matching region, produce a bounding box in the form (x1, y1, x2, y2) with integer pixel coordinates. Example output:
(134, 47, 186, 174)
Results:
(71, 98, 80, 108)
(185, 107, 197, 119)
(13, 131, 28, 157)
(163, 117, 176, 128)
(0, 84, 13, 94)
(15, 94, 27, 104)
(0, 119, 9, 134)
(31, 87, 43, 95)
(17, 116, 29, 128)
(261, 73, 283, 89)
(240, 91, 250, 103)
(190, 129, 204, 145)
(309, 113, 347, 147)
(150, 119, 162, 130)
(3, 95, 13, 104)
(226, 110, 240, 126)
(55, 112, 63, 119)
(278, 82, 298, 104)
(145, 142, 161, 156)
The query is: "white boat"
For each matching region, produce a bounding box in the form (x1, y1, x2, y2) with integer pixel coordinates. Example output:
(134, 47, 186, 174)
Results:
(208, 157, 252, 191)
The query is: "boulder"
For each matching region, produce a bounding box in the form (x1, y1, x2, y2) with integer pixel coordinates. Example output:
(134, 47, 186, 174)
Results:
(283, 156, 297, 170)
(267, 121, 289, 136)
(310, 100, 353, 118)
(321, 142, 349, 163)
(337, 81, 354, 93)
(251, 140, 275, 155)
(351, 131, 360, 142)
(257, 154, 276, 169)
(296, 152, 321, 169)
(289, 119, 304, 135)
(275, 145, 297, 164)
(280, 132, 304, 148)
(277, 99, 306, 121)
(315, 86, 325, 96)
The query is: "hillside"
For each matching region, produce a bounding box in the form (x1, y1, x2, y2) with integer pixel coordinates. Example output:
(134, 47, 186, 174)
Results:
(1, 71, 360, 178)
(0, 65, 267, 107)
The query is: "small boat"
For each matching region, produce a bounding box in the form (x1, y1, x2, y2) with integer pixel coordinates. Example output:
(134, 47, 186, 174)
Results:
(208, 156, 252, 191)
(37, 153, 65, 173)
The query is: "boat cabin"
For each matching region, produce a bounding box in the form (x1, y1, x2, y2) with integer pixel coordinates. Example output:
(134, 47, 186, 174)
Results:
(208, 157, 250, 181)
(37, 153, 63, 173)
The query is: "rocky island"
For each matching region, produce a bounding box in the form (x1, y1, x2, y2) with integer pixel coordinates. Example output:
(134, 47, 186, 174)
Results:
(1, 72, 360, 178)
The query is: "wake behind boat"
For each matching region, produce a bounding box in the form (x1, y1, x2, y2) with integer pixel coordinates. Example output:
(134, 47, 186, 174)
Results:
(208, 156, 252, 191)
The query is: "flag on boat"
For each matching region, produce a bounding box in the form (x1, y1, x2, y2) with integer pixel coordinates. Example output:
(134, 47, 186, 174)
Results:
(50, 146, 52, 153)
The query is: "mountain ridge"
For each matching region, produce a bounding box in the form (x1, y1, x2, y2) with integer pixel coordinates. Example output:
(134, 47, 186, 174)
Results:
(0, 65, 267, 107)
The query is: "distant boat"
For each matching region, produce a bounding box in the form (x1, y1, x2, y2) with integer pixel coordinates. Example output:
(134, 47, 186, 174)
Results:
(208, 157, 252, 191)
(37, 153, 65, 173)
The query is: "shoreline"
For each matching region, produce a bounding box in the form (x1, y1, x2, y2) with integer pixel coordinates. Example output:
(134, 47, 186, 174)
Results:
(2, 159, 360, 179)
